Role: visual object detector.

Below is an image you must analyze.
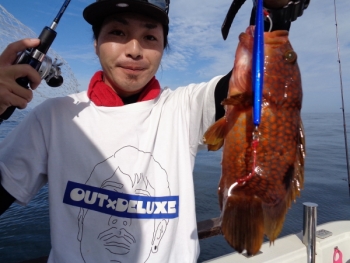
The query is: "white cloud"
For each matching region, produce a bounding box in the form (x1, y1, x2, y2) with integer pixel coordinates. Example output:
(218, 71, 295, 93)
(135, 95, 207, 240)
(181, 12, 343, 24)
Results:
(162, 0, 247, 76)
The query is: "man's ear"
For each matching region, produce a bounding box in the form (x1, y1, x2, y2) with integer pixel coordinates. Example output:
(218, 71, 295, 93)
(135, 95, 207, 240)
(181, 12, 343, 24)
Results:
(94, 40, 99, 56)
(151, 219, 168, 253)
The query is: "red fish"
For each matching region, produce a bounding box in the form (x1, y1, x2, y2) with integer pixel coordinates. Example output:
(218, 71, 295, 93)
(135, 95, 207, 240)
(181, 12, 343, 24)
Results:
(204, 26, 305, 255)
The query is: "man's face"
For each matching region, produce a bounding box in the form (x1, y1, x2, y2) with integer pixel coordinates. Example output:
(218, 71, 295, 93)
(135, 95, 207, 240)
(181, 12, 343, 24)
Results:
(95, 13, 164, 98)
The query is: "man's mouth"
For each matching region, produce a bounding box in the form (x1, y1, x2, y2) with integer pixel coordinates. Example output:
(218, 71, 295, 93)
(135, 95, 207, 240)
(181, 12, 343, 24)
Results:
(123, 66, 144, 70)
(121, 67, 145, 75)
(119, 64, 147, 74)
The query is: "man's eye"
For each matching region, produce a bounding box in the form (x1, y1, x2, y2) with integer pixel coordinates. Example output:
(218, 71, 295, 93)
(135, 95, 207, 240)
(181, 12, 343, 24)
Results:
(145, 35, 157, 41)
(110, 30, 124, 36)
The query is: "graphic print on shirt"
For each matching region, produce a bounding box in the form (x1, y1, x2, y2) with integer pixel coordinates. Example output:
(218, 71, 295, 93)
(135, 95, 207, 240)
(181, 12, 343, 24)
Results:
(63, 145, 178, 263)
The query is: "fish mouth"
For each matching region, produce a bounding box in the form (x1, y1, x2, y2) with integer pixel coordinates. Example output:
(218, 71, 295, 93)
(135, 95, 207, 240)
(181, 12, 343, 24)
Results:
(98, 227, 136, 255)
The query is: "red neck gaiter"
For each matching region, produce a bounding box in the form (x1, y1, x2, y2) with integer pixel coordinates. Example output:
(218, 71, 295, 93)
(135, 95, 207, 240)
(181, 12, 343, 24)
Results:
(87, 71, 161, 106)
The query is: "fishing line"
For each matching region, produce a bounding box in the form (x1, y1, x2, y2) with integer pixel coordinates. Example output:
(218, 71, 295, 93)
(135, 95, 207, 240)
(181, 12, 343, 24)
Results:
(263, 9, 273, 32)
(333, 0, 350, 195)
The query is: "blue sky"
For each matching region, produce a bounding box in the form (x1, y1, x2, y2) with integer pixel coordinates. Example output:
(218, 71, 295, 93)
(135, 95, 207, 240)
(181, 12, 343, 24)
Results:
(0, 0, 349, 113)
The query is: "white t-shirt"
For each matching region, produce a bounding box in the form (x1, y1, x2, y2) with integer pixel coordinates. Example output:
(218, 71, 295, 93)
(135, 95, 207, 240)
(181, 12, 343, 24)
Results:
(0, 76, 221, 263)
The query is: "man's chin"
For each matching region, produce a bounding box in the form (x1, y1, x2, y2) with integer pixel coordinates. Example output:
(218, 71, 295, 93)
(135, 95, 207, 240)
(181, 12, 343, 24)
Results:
(116, 79, 151, 97)
(105, 71, 149, 95)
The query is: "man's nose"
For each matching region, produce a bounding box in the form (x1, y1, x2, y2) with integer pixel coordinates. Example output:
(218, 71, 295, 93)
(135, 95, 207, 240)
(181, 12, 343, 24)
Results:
(125, 39, 142, 59)
(108, 215, 131, 227)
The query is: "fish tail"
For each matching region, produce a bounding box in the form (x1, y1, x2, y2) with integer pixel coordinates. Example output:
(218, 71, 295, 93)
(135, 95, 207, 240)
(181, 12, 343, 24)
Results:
(221, 194, 264, 256)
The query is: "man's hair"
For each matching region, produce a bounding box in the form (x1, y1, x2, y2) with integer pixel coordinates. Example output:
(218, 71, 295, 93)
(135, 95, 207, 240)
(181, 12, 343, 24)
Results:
(92, 21, 169, 49)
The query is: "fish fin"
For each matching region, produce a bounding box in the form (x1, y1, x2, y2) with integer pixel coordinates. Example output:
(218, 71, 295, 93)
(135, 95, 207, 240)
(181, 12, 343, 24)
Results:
(288, 119, 306, 202)
(297, 119, 306, 176)
(221, 194, 264, 256)
(262, 198, 289, 242)
(203, 117, 227, 151)
(285, 119, 306, 206)
(262, 165, 295, 241)
(263, 119, 306, 241)
(221, 93, 251, 107)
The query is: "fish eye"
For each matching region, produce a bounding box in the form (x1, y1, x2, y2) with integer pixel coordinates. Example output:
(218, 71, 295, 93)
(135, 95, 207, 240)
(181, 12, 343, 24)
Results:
(284, 50, 297, 63)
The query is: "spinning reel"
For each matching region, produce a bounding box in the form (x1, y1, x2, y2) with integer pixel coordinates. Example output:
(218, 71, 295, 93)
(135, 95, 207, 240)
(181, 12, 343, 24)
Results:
(16, 50, 63, 88)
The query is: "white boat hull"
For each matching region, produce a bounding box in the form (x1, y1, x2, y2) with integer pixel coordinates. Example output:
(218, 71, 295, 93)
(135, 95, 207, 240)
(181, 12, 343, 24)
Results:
(204, 220, 350, 263)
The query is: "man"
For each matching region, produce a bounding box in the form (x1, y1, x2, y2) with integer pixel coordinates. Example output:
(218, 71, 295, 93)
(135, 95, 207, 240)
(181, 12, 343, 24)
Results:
(0, 0, 309, 262)
(0, 2, 221, 262)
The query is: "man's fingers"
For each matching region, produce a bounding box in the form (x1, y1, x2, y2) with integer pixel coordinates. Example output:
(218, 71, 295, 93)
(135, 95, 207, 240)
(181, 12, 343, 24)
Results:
(10, 93, 30, 109)
(0, 38, 40, 66)
(0, 64, 41, 91)
(0, 89, 31, 115)
(0, 64, 40, 105)
(11, 64, 41, 90)
(10, 75, 35, 103)
(0, 39, 41, 115)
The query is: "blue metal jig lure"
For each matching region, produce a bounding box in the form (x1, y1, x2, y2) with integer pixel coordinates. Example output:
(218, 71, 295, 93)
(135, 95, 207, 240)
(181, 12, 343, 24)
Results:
(252, 0, 264, 126)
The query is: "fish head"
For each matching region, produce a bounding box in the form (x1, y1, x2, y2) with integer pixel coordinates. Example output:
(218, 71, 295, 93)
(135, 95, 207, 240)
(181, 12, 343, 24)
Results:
(228, 26, 301, 109)
(263, 30, 302, 107)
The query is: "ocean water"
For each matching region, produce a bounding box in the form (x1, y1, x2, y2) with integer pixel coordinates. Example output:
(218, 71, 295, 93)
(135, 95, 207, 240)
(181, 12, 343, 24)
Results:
(0, 112, 350, 263)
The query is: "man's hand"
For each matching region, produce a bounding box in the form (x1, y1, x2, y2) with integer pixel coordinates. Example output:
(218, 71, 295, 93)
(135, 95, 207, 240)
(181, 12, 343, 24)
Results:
(0, 38, 41, 115)
(263, 0, 290, 9)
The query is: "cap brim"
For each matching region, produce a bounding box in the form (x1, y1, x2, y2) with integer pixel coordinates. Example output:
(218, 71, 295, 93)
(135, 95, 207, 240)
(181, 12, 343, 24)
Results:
(83, 0, 169, 26)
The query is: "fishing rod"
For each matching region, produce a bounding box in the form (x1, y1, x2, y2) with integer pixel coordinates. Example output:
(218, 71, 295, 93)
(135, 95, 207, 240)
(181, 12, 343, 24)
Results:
(0, 0, 71, 125)
(333, 0, 350, 195)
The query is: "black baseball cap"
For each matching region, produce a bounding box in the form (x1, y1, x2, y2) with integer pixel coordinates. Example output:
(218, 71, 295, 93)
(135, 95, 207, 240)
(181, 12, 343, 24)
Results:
(83, 0, 170, 27)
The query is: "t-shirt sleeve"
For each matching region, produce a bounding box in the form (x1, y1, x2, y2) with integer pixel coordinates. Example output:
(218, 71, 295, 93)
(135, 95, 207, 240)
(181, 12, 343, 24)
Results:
(0, 110, 48, 206)
(181, 75, 223, 154)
